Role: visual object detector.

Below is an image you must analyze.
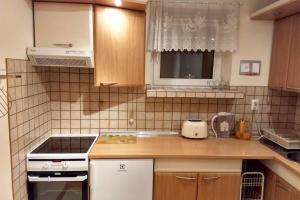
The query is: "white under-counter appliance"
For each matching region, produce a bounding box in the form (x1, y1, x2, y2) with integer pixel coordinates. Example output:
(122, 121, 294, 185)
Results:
(26, 134, 98, 200)
(90, 131, 154, 200)
(181, 119, 208, 139)
(90, 159, 153, 200)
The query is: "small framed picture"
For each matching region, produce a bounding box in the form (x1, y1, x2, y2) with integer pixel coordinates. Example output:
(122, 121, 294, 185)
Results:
(240, 60, 261, 76)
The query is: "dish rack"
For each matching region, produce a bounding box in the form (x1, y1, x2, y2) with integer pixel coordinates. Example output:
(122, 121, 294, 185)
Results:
(240, 172, 264, 200)
(261, 128, 300, 149)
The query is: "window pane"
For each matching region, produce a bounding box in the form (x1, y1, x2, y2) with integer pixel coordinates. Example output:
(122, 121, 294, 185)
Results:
(160, 50, 214, 79)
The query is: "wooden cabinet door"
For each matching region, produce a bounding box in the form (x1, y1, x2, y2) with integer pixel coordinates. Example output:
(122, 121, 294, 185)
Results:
(291, 188, 300, 200)
(154, 172, 198, 200)
(262, 166, 276, 200)
(269, 16, 293, 89)
(286, 13, 300, 90)
(197, 173, 241, 200)
(274, 176, 294, 200)
(94, 6, 145, 86)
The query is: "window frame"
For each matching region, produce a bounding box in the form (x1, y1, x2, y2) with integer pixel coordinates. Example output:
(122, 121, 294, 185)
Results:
(151, 51, 222, 87)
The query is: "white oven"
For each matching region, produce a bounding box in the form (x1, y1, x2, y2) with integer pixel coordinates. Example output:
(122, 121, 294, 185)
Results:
(28, 171, 88, 200)
(26, 134, 98, 200)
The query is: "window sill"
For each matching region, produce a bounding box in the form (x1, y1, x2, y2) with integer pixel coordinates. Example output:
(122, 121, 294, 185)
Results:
(146, 88, 244, 99)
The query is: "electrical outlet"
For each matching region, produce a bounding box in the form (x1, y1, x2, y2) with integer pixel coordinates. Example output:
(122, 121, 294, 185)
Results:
(251, 99, 259, 111)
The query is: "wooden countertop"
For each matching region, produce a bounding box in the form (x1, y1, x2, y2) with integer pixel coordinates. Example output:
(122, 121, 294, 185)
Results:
(89, 136, 300, 176)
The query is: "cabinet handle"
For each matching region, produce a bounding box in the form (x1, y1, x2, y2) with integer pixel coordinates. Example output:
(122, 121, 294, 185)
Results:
(53, 43, 73, 48)
(100, 82, 118, 86)
(286, 87, 300, 91)
(175, 176, 197, 181)
(277, 183, 289, 191)
(203, 176, 221, 181)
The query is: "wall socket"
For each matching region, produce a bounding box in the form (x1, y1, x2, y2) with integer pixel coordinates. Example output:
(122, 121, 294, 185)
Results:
(251, 99, 259, 111)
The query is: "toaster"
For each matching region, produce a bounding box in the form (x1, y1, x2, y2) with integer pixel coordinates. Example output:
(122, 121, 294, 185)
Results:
(181, 120, 208, 139)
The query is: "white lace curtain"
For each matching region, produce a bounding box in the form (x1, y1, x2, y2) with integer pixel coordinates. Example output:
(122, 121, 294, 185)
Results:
(147, 0, 240, 52)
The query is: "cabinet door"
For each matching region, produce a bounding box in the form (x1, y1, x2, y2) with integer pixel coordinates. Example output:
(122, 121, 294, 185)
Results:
(286, 13, 300, 90)
(154, 172, 198, 200)
(34, 2, 93, 48)
(269, 16, 293, 89)
(94, 6, 145, 86)
(197, 173, 240, 200)
(262, 166, 276, 200)
(274, 176, 293, 200)
(291, 188, 300, 200)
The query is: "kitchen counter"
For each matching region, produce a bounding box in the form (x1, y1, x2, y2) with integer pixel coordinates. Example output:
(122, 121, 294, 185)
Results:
(89, 136, 300, 176)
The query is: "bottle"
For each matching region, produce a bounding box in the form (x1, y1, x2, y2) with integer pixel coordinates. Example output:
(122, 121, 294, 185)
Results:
(236, 118, 251, 140)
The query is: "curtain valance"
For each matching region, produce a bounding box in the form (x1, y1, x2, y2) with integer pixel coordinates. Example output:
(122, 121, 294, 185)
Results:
(147, 0, 240, 52)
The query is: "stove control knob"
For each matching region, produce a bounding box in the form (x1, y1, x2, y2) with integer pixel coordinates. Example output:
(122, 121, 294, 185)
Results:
(43, 162, 51, 169)
(62, 161, 69, 169)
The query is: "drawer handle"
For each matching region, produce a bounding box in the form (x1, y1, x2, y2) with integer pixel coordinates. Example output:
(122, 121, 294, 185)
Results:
(203, 176, 221, 181)
(53, 43, 73, 48)
(100, 82, 118, 86)
(175, 176, 197, 181)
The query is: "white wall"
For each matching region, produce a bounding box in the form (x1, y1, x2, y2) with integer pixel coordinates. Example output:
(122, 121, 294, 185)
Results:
(0, 0, 33, 69)
(0, 0, 33, 199)
(230, 0, 274, 86)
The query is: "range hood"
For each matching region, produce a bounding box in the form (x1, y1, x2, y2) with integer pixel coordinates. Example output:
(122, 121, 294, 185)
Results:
(27, 47, 94, 68)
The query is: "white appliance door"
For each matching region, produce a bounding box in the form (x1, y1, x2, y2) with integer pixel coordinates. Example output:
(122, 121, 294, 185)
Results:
(90, 159, 153, 200)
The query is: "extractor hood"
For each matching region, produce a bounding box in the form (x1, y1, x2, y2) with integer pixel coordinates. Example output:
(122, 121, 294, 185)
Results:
(27, 47, 94, 68)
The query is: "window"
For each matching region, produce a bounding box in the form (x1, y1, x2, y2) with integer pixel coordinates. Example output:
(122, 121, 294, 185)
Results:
(152, 50, 221, 87)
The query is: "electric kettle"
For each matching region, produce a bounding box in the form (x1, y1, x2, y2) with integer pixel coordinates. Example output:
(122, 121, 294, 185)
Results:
(211, 112, 235, 138)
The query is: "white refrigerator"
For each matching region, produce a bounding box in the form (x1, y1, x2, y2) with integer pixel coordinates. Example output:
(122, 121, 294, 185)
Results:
(90, 159, 153, 200)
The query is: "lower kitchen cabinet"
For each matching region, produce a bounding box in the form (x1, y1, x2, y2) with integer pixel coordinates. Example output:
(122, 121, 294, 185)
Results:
(274, 176, 294, 200)
(197, 173, 241, 200)
(154, 172, 241, 200)
(261, 164, 300, 200)
(154, 172, 198, 200)
(262, 165, 277, 200)
(273, 176, 300, 200)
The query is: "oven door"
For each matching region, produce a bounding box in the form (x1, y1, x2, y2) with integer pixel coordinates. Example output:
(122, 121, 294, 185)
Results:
(27, 172, 88, 200)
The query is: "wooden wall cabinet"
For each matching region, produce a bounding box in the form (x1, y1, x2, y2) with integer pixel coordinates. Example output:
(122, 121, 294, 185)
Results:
(269, 13, 300, 91)
(268, 16, 293, 89)
(286, 13, 300, 90)
(154, 172, 241, 200)
(94, 6, 145, 86)
(34, 2, 93, 49)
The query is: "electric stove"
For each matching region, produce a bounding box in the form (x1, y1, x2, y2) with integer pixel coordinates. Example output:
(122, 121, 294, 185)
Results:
(27, 134, 98, 172)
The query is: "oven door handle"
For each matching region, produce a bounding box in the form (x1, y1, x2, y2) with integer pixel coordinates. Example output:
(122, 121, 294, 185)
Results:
(28, 175, 88, 182)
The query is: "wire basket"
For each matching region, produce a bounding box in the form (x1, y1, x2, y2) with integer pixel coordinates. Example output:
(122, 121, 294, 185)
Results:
(240, 172, 264, 200)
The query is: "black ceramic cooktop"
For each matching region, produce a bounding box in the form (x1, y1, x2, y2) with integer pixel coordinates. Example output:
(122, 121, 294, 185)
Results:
(32, 137, 96, 154)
